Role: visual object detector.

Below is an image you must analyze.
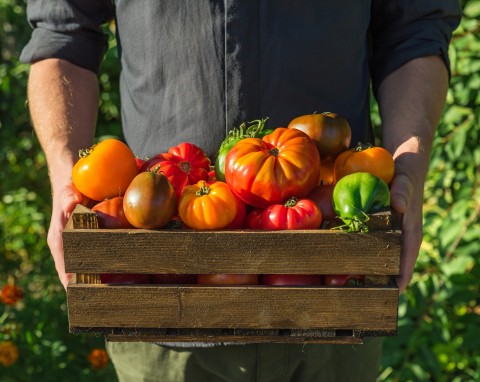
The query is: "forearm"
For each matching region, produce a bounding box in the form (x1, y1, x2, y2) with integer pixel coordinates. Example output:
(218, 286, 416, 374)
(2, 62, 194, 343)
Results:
(377, 55, 448, 188)
(28, 58, 99, 192)
(376, 55, 449, 291)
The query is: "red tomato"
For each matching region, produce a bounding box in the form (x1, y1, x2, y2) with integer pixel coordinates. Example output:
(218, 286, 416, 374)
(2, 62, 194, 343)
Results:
(100, 274, 151, 284)
(92, 197, 133, 228)
(226, 193, 247, 229)
(323, 275, 365, 286)
(334, 143, 395, 185)
(135, 157, 144, 172)
(178, 181, 238, 230)
(262, 274, 322, 286)
(246, 197, 322, 230)
(142, 143, 211, 199)
(72, 138, 138, 201)
(197, 274, 259, 285)
(224, 128, 321, 208)
(151, 274, 197, 284)
(245, 208, 263, 229)
(307, 185, 336, 222)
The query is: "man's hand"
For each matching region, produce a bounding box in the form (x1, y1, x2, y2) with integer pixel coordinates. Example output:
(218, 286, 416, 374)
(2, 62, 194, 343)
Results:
(389, 139, 426, 293)
(377, 56, 449, 293)
(48, 184, 83, 289)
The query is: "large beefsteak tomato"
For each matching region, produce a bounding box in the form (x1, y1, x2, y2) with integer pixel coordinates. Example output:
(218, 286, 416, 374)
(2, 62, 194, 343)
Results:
(224, 128, 320, 208)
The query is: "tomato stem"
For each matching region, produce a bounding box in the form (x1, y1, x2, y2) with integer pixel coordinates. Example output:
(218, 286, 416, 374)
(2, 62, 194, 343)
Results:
(196, 181, 210, 196)
(284, 197, 298, 208)
(269, 147, 279, 157)
(78, 144, 96, 158)
(355, 142, 373, 152)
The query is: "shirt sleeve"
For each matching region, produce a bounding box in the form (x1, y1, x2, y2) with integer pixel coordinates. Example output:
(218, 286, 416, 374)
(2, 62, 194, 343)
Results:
(370, 0, 462, 96)
(20, 0, 115, 74)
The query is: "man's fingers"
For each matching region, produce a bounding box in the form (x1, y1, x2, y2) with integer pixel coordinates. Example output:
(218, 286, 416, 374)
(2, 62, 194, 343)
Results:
(61, 184, 83, 214)
(389, 173, 413, 214)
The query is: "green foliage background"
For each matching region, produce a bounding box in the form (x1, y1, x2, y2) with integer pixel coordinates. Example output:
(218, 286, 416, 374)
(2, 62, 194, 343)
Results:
(1, 1, 479, 381)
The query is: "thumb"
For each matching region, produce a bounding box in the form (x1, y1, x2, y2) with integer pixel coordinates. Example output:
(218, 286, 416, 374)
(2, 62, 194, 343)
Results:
(60, 184, 83, 214)
(389, 173, 413, 214)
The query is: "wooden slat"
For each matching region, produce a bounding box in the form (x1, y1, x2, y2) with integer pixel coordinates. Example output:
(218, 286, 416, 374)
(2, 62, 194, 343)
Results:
(67, 284, 398, 331)
(66, 205, 101, 284)
(63, 229, 400, 275)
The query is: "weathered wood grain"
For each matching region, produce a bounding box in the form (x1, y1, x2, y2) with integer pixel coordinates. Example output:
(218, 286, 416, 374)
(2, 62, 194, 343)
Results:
(63, 229, 400, 275)
(67, 284, 398, 331)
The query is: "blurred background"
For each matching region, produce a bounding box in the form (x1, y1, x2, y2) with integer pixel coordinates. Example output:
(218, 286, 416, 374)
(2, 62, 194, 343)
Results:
(1, 1, 479, 381)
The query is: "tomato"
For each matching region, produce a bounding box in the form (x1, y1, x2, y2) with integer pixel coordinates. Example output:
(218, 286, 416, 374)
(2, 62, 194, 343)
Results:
(323, 275, 365, 286)
(91, 197, 133, 228)
(226, 193, 247, 229)
(225, 128, 320, 208)
(318, 158, 335, 186)
(142, 143, 211, 200)
(151, 274, 197, 284)
(307, 185, 336, 222)
(261, 274, 322, 286)
(197, 274, 259, 285)
(135, 157, 144, 172)
(123, 170, 177, 229)
(334, 143, 395, 184)
(208, 170, 217, 182)
(214, 119, 272, 182)
(100, 273, 151, 284)
(72, 138, 138, 201)
(245, 208, 263, 229)
(333, 172, 390, 232)
(288, 112, 351, 160)
(179, 181, 237, 229)
(246, 197, 322, 230)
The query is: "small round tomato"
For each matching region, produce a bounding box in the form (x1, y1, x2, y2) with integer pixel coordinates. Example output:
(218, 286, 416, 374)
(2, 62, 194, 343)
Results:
(225, 128, 320, 208)
(262, 274, 322, 286)
(72, 138, 138, 201)
(307, 185, 336, 222)
(334, 143, 394, 185)
(179, 181, 237, 230)
(92, 197, 133, 228)
(197, 274, 259, 285)
(123, 171, 177, 229)
(323, 275, 365, 286)
(288, 112, 351, 160)
(246, 197, 322, 230)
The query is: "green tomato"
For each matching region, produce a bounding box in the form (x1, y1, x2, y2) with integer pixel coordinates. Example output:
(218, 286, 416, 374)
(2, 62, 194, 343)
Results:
(214, 118, 272, 182)
(333, 172, 390, 232)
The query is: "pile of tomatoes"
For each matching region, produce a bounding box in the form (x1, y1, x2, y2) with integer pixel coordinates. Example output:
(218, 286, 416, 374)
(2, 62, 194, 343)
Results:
(72, 112, 395, 286)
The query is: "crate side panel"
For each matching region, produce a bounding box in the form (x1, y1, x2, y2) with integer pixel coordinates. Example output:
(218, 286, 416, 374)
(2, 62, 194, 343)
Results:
(63, 230, 401, 275)
(67, 285, 398, 331)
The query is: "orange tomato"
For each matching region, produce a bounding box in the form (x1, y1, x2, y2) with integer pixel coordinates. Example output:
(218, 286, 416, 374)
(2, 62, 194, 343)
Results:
(72, 139, 138, 201)
(178, 181, 237, 230)
(318, 157, 335, 185)
(333, 144, 394, 184)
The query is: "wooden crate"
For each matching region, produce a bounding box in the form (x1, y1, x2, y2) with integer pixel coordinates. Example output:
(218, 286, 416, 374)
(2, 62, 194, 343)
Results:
(63, 205, 401, 344)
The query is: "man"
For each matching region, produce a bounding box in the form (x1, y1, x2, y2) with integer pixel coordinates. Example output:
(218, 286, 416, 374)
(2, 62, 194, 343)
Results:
(21, 1, 461, 381)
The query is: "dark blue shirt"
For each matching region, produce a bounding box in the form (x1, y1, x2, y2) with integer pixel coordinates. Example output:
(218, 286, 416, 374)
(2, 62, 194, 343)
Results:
(21, 1, 461, 158)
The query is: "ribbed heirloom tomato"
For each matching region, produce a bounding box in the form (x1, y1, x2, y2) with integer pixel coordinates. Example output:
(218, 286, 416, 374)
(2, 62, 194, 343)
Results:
(224, 128, 320, 208)
(72, 138, 138, 201)
(178, 181, 238, 230)
(246, 197, 322, 230)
